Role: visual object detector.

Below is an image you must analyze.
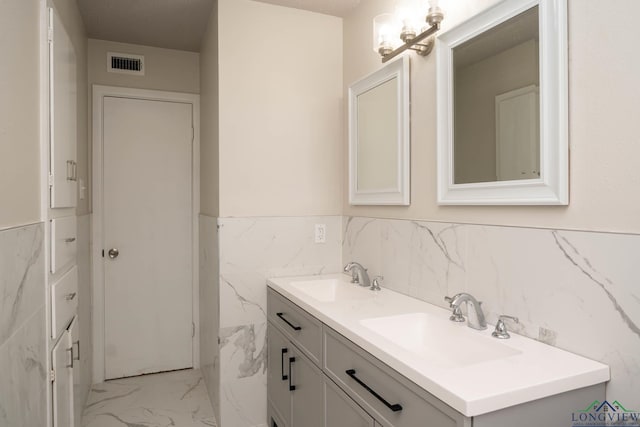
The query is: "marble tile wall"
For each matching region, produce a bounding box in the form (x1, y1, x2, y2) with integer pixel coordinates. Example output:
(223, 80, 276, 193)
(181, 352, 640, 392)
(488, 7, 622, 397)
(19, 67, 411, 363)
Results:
(343, 216, 640, 409)
(199, 214, 220, 422)
(0, 223, 47, 427)
(217, 216, 343, 427)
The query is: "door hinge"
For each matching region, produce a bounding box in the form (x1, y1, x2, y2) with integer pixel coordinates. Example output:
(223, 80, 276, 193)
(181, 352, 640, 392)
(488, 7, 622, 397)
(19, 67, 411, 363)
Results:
(50, 369, 56, 382)
(192, 322, 195, 338)
(48, 174, 54, 187)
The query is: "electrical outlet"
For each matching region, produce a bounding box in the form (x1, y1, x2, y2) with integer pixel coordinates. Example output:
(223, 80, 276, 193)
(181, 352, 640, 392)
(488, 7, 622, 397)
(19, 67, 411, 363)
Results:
(314, 224, 327, 243)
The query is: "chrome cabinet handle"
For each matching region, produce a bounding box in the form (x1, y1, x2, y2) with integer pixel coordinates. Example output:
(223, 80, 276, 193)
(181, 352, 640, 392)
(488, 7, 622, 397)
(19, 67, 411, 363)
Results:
(73, 340, 80, 361)
(108, 248, 119, 259)
(65, 292, 76, 301)
(66, 160, 73, 181)
(66, 160, 78, 182)
(66, 347, 74, 368)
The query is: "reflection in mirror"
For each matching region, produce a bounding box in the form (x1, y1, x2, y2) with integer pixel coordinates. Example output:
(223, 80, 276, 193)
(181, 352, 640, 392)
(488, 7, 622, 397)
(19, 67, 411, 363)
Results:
(453, 6, 539, 184)
(349, 56, 409, 205)
(357, 78, 398, 191)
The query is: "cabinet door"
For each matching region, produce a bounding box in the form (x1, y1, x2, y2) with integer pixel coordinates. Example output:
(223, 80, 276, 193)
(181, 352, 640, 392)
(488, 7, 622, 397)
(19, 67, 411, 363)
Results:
(325, 377, 374, 427)
(290, 346, 323, 427)
(69, 317, 82, 427)
(268, 323, 292, 426)
(52, 330, 74, 427)
(268, 402, 288, 427)
(49, 7, 77, 208)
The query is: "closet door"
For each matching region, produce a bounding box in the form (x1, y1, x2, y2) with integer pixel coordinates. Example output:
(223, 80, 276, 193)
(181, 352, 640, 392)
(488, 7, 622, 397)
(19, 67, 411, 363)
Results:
(49, 7, 77, 208)
(69, 317, 82, 426)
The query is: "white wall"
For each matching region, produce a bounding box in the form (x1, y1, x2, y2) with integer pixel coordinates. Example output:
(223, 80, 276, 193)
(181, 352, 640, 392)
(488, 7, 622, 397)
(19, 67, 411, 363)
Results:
(0, 0, 41, 229)
(88, 39, 200, 94)
(343, 0, 640, 235)
(218, 0, 343, 218)
(200, 3, 219, 217)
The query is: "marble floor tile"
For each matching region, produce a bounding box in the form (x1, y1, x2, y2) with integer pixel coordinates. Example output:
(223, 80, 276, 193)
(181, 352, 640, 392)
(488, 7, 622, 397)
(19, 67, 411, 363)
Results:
(82, 369, 217, 427)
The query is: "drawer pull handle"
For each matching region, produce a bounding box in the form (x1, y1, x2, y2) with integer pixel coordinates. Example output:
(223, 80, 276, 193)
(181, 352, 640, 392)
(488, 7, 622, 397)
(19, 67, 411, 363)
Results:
(65, 292, 77, 301)
(276, 312, 302, 331)
(66, 347, 74, 368)
(281, 348, 288, 381)
(73, 340, 80, 361)
(288, 357, 296, 391)
(64, 237, 76, 243)
(345, 369, 403, 412)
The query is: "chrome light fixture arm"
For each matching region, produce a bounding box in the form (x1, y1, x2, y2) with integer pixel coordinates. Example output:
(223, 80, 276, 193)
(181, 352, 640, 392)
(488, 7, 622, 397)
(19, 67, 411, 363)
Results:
(378, 3, 444, 63)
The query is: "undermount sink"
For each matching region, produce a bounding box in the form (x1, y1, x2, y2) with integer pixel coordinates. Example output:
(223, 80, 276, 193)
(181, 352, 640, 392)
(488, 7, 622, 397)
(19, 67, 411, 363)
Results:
(360, 312, 521, 369)
(289, 278, 371, 302)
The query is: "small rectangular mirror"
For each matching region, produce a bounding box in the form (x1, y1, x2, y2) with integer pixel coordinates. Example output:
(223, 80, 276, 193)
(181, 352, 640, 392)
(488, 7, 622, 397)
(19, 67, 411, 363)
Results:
(437, 0, 568, 205)
(349, 56, 410, 205)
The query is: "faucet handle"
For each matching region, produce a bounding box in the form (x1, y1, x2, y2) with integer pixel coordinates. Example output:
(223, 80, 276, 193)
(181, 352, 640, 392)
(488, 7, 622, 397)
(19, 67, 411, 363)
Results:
(492, 315, 519, 339)
(371, 276, 383, 291)
(444, 296, 465, 322)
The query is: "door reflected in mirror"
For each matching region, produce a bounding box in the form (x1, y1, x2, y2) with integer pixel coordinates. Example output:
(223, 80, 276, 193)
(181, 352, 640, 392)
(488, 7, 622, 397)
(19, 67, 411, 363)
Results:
(453, 6, 539, 184)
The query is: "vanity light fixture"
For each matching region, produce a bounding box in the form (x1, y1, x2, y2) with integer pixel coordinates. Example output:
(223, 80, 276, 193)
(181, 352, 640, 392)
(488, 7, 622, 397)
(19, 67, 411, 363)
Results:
(373, 0, 444, 63)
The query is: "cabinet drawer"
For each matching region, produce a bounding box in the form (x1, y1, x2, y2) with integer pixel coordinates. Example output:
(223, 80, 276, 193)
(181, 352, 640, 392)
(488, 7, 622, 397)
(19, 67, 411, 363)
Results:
(268, 289, 323, 366)
(52, 266, 78, 339)
(324, 327, 467, 427)
(51, 216, 77, 274)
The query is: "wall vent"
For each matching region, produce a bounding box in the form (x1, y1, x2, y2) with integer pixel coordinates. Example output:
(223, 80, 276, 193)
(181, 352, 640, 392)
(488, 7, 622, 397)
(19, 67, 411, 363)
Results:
(107, 52, 144, 75)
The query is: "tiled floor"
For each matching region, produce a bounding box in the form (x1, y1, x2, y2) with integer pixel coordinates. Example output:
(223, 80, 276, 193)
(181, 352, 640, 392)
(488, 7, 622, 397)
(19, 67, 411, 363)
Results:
(82, 369, 217, 427)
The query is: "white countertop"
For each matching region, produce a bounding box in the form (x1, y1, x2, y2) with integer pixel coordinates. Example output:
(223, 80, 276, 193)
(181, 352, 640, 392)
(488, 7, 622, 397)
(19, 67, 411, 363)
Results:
(267, 274, 610, 417)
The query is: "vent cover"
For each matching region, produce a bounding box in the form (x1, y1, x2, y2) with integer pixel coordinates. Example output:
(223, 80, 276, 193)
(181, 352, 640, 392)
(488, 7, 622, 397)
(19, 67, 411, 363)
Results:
(107, 52, 144, 75)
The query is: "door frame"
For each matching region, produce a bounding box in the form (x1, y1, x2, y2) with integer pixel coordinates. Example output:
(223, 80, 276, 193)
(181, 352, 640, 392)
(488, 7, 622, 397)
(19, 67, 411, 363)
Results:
(91, 85, 200, 383)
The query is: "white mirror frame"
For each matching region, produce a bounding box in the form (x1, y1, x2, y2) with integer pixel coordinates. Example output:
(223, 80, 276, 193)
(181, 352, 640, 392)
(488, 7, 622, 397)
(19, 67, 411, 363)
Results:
(349, 56, 410, 205)
(436, 0, 568, 205)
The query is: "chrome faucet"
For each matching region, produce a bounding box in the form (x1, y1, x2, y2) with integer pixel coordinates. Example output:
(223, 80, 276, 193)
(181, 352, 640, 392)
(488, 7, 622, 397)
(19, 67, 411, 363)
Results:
(448, 293, 487, 330)
(343, 262, 370, 288)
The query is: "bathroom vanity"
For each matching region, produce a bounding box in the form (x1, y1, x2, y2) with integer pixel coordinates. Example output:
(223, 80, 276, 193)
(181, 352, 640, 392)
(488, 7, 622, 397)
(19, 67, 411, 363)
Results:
(266, 274, 609, 427)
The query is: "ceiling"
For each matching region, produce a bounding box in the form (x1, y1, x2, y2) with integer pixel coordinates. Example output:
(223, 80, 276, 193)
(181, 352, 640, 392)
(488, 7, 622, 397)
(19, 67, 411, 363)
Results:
(252, 0, 361, 17)
(78, 0, 215, 52)
(78, 0, 358, 52)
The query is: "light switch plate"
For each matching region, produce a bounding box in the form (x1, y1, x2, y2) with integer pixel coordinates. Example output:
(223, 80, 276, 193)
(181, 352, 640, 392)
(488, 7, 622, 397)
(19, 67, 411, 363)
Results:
(314, 224, 326, 243)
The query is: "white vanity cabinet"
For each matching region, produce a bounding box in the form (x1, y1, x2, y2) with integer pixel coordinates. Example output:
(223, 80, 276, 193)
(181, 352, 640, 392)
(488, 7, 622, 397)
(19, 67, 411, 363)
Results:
(52, 326, 74, 427)
(47, 6, 82, 426)
(49, 6, 78, 209)
(267, 287, 606, 427)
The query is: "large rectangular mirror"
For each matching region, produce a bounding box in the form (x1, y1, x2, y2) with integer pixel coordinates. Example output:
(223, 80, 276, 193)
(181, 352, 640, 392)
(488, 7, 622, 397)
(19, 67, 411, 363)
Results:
(436, 0, 568, 205)
(349, 56, 410, 205)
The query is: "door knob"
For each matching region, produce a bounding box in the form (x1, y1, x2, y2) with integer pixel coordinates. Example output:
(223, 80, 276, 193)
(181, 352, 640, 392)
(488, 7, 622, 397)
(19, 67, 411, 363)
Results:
(108, 248, 119, 259)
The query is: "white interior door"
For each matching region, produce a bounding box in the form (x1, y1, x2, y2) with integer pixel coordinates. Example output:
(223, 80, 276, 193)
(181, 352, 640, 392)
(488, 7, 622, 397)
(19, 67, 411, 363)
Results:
(495, 85, 539, 181)
(103, 96, 193, 379)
